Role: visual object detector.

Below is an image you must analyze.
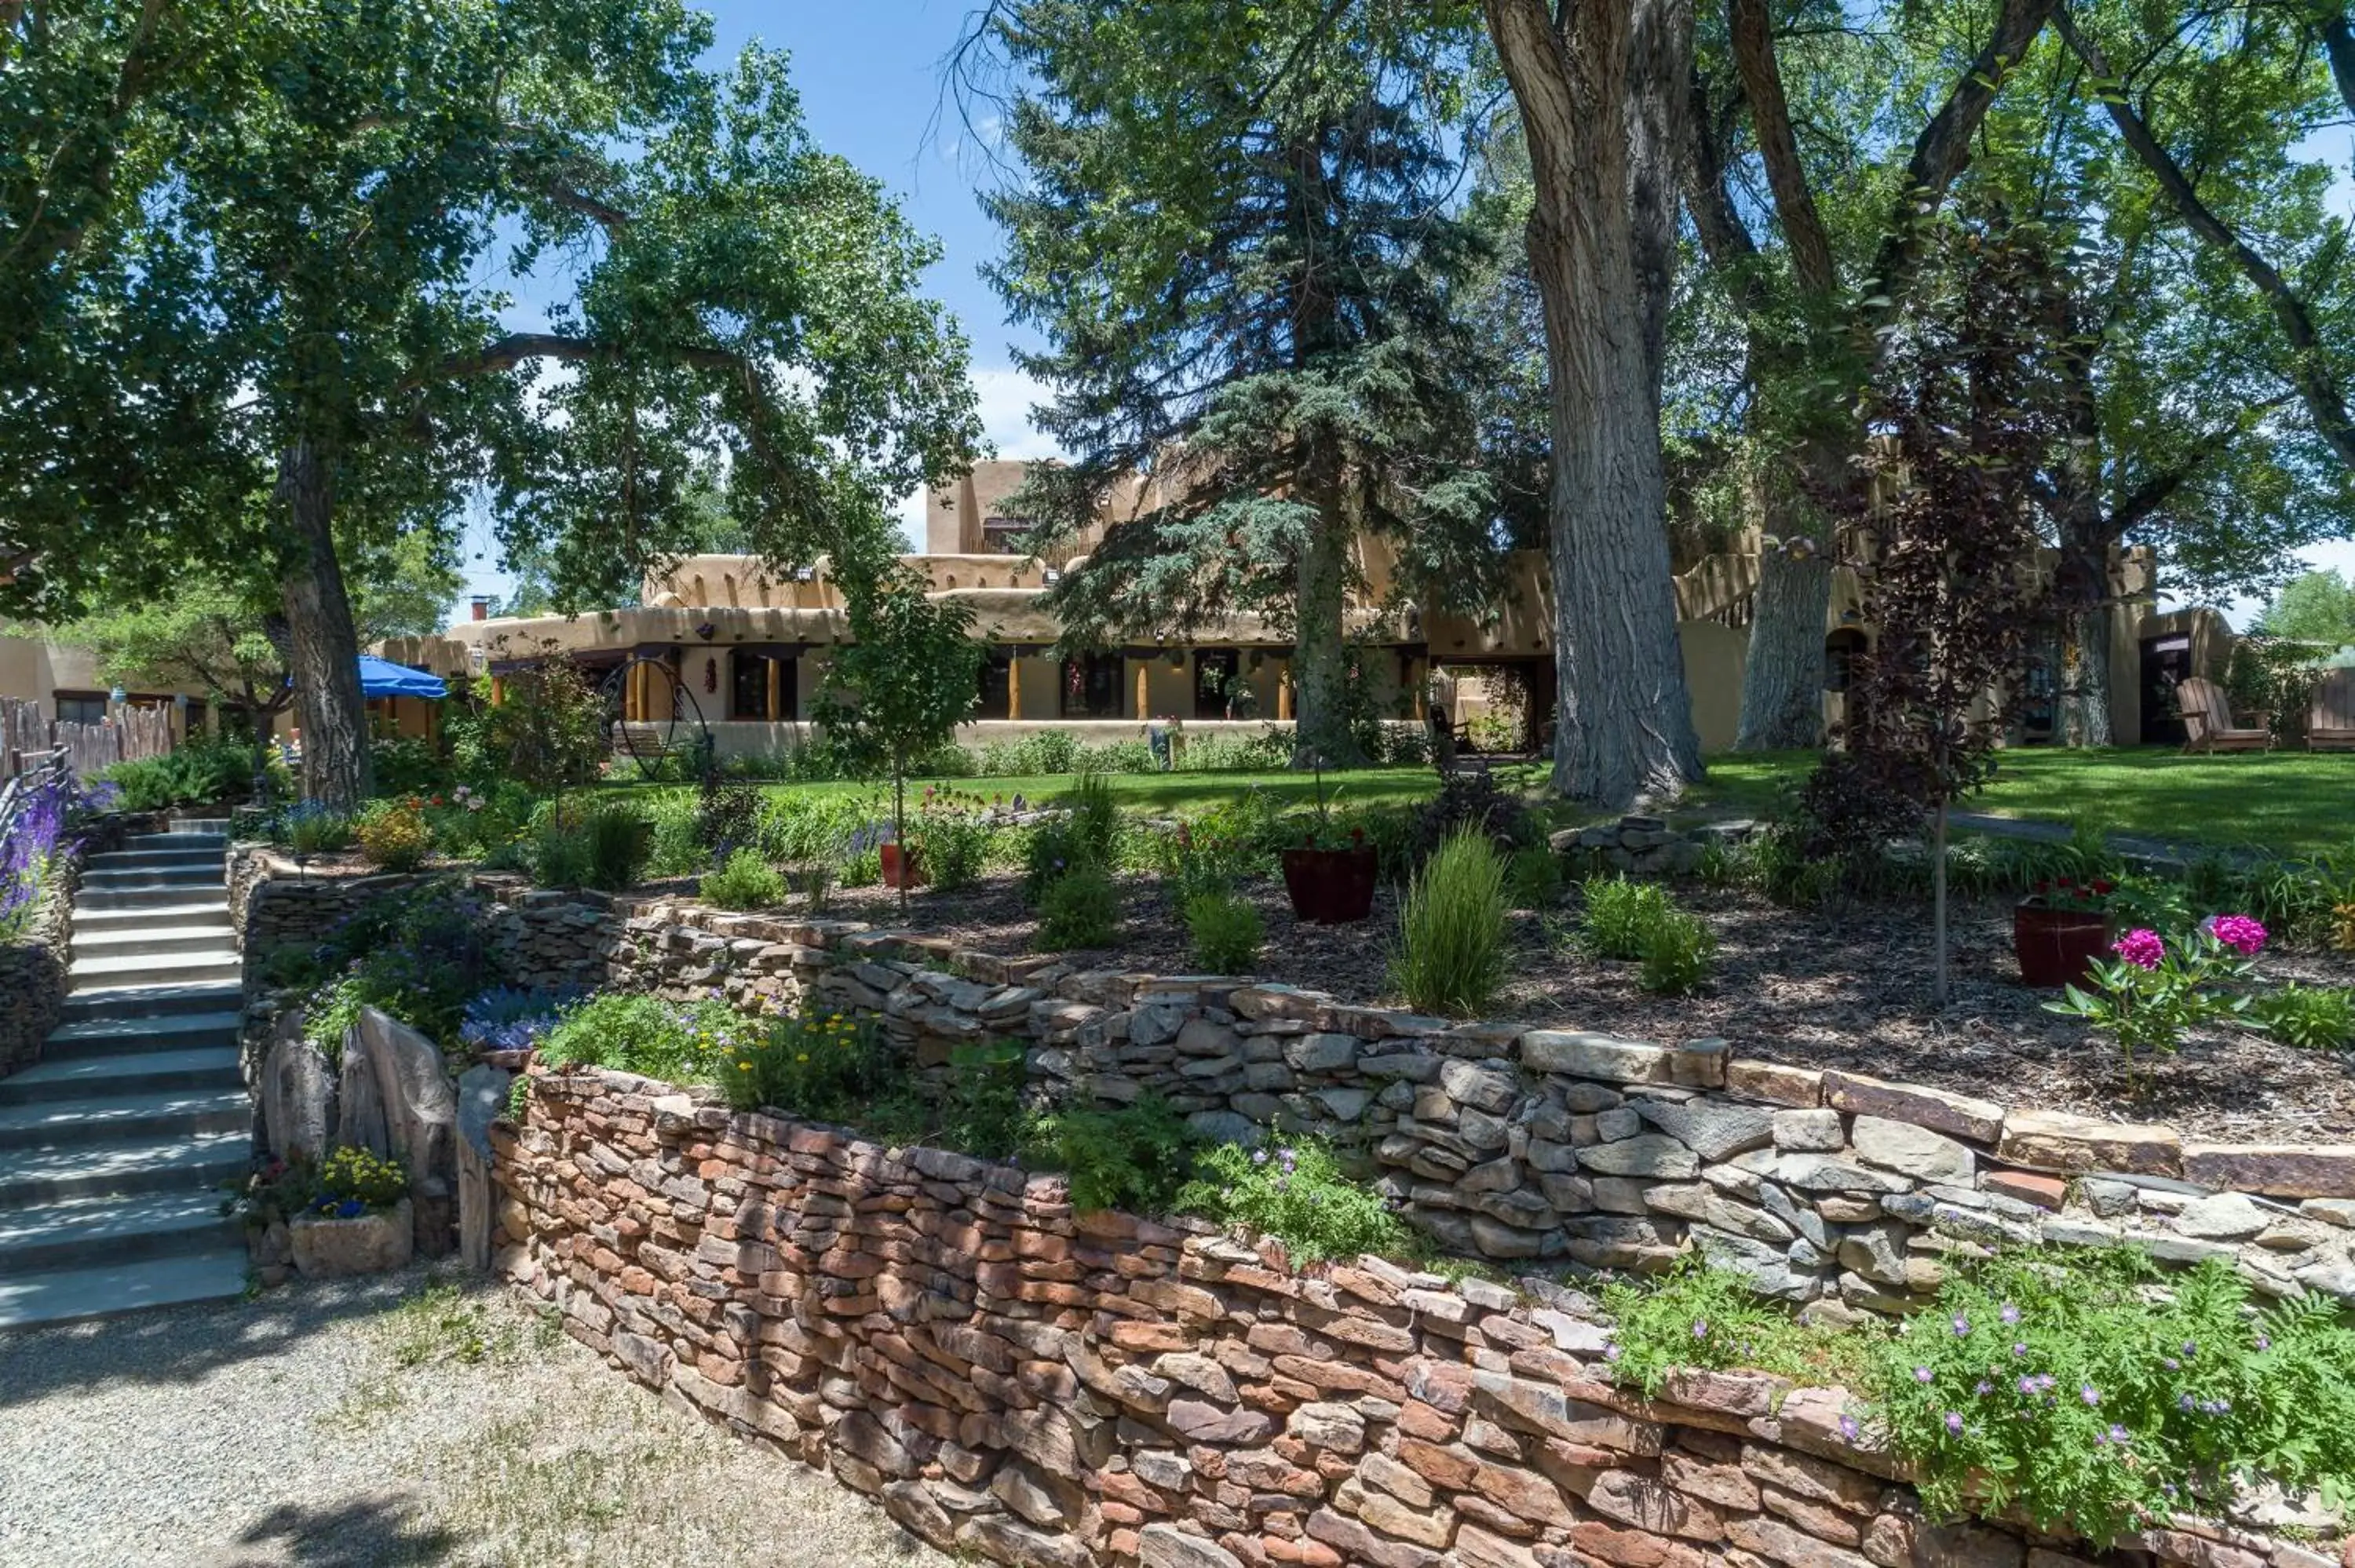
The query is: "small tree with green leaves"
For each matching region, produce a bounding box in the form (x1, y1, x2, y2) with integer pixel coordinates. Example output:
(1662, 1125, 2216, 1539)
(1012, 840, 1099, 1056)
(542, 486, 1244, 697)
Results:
(814, 565, 984, 913)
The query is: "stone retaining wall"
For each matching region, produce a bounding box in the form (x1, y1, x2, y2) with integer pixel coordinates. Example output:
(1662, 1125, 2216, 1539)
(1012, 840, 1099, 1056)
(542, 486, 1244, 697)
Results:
(1, 817, 127, 1078)
(496, 1067, 2346, 1568)
(230, 852, 2355, 1319)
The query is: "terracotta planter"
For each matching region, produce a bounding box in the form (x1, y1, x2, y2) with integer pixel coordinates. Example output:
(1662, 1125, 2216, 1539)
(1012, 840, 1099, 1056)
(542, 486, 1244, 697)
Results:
(2014, 903, 2111, 989)
(1281, 846, 1378, 924)
(880, 842, 922, 889)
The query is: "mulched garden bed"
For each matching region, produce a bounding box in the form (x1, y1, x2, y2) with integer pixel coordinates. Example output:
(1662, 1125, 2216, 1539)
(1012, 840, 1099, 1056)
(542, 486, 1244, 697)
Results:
(824, 873, 2355, 1146)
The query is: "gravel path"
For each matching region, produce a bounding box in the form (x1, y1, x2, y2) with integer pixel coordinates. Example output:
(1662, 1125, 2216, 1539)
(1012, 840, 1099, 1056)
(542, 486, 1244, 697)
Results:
(0, 1267, 952, 1568)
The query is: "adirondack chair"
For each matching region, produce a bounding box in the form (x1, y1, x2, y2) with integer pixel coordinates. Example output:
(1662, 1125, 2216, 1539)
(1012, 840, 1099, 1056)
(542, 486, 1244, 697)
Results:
(2176, 676, 2273, 754)
(2308, 668, 2355, 751)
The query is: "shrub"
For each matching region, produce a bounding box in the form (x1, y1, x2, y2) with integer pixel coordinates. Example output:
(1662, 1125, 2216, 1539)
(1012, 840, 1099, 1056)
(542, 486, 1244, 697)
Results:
(642, 789, 706, 877)
(579, 800, 652, 890)
(2047, 919, 2264, 1072)
(1868, 1249, 2355, 1540)
(1409, 770, 1535, 863)
(279, 800, 354, 857)
(531, 819, 595, 888)
(1178, 1140, 1408, 1264)
(354, 799, 433, 872)
(1579, 874, 1671, 959)
(912, 789, 992, 891)
(1505, 844, 1565, 909)
(1024, 1098, 1198, 1214)
(541, 992, 754, 1081)
(2251, 982, 2354, 1051)
(721, 1007, 889, 1122)
(1390, 827, 1507, 1016)
(1600, 1260, 1859, 1395)
(100, 736, 264, 810)
(1640, 909, 1717, 996)
(701, 847, 787, 910)
(1038, 861, 1119, 949)
(942, 1039, 1028, 1159)
(1184, 888, 1263, 973)
(371, 734, 451, 797)
(1075, 738, 1157, 773)
(312, 1146, 411, 1214)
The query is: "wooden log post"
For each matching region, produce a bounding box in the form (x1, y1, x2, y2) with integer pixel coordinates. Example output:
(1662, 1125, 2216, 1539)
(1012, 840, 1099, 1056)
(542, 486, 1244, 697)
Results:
(1006, 654, 1023, 720)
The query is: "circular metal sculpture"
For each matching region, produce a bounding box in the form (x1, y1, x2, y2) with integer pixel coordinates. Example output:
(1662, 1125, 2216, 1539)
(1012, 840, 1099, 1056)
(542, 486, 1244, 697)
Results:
(597, 655, 714, 783)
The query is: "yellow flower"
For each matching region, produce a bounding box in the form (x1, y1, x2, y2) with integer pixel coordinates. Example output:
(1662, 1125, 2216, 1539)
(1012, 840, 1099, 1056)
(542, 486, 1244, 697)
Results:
(738, 1062, 751, 1071)
(796, 1052, 809, 1063)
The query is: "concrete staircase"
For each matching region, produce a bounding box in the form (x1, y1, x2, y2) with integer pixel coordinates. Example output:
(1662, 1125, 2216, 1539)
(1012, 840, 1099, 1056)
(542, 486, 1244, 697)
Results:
(0, 822, 251, 1330)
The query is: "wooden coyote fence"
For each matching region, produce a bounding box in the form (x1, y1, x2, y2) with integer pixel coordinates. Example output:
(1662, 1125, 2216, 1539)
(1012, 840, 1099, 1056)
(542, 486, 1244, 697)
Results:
(0, 697, 173, 782)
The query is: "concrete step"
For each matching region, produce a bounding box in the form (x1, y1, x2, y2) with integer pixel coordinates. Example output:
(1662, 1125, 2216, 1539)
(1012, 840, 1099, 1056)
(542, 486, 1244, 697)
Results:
(122, 829, 228, 847)
(83, 845, 228, 873)
(0, 1190, 242, 1275)
(69, 948, 239, 992)
(77, 862, 226, 890)
(74, 881, 236, 913)
(0, 1129, 250, 1210)
(59, 979, 241, 1023)
(0, 1046, 243, 1107)
(71, 898, 233, 930)
(0, 1087, 252, 1150)
(0, 1248, 250, 1330)
(43, 1010, 241, 1062)
(72, 921, 238, 961)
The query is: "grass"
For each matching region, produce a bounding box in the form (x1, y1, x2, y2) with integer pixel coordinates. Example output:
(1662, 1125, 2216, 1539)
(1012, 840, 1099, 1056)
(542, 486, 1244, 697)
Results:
(1684, 746, 2355, 859)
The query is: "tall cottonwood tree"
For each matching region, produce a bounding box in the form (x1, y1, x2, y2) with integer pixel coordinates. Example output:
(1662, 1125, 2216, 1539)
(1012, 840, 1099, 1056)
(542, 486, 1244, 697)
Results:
(4, 1, 981, 808)
(976, 0, 1507, 768)
(1685, 0, 2062, 751)
(1478, 0, 1705, 804)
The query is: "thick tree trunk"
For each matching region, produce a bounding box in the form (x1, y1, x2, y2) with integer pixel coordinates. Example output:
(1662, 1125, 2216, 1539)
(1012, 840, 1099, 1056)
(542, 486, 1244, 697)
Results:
(1484, 0, 1703, 809)
(1736, 542, 1832, 749)
(1291, 506, 1363, 768)
(278, 438, 372, 809)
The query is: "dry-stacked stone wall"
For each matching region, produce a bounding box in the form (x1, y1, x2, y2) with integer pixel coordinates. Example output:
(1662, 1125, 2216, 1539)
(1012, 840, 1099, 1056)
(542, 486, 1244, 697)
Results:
(1, 816, 127, 1077)
(229, 851, 2355, 1318)
(497, 1068, 2348, 1568)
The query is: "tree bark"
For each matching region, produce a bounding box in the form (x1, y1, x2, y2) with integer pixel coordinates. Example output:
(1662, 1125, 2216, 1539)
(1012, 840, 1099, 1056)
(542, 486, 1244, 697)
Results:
(1736, 532, 1833, 749)
(1484, 0, 1703, 808)
(278, 437, 373, 809)
(1291, 501, 1363, 768)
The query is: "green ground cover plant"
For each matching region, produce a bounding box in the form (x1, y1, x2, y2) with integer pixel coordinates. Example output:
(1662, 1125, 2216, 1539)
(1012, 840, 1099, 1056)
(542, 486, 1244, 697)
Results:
(1020, 1098, 1199, 1215)
(1177, 1140, 1408, 1263)
(1602, 1249, 2355, 1543)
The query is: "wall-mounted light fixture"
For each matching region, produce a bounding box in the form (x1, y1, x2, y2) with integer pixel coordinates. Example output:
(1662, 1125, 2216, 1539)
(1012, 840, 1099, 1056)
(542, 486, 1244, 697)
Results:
(695, 622, 716, 641)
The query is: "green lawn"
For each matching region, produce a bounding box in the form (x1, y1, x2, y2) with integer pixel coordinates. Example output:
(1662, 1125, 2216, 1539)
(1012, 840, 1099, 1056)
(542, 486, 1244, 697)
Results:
(1685, 747, 2355, 859)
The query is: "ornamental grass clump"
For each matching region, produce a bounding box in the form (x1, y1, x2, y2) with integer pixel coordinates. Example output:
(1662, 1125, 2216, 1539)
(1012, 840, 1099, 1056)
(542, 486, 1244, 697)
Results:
(1390, 826, 1507, 1016)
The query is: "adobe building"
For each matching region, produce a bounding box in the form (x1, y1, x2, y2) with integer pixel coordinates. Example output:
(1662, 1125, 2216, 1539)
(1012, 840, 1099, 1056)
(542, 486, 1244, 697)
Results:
(377, 458, 2235, 761)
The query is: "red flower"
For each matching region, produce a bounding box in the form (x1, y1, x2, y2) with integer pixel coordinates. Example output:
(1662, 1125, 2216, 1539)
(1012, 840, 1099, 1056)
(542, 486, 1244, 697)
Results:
(2091, 879, 2114, 895)
(431, 796, 445, 808)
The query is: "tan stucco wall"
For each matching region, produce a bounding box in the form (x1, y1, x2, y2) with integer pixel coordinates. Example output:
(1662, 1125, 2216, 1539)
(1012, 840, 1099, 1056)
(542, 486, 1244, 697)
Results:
(1677, 621, 1748, 754)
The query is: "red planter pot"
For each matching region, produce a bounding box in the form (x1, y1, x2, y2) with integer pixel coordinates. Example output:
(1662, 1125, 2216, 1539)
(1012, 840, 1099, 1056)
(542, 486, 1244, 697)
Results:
(880, 842, 922, 889)
(1280, 846, 1378, 924)
(2014, 902, 2111, 989)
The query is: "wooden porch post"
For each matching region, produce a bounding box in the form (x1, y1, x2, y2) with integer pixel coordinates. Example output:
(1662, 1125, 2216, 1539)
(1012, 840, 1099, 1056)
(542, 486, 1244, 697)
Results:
(1134, 660, 1149, 720)
(766, 657, 783, 722)
(1007, 653, 1024, 720)
(1276, 665, 1294, 721)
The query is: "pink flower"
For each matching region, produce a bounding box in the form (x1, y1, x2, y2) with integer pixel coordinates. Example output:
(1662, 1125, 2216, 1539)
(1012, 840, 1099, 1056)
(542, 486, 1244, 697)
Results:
(2112, 928, 2165, 970)
(2203, 913, 2267, 957)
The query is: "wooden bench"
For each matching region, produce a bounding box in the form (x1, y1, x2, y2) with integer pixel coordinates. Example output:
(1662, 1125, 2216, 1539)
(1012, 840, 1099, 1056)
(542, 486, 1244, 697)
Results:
(2177, 676, 2273, 754)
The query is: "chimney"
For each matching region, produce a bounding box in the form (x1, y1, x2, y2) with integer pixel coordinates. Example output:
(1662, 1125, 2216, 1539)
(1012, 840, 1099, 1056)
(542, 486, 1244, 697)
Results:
(470, 596, 492, 622)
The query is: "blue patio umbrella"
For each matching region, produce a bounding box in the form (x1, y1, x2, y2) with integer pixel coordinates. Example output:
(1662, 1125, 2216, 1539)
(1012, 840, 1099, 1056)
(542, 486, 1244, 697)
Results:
(356, 654, 447, 699)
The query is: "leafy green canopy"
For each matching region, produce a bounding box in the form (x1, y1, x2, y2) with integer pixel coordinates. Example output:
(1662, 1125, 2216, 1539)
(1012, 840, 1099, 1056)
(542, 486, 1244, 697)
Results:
(2255, 570, 2355, 648)
(976, 0, 1510, 764)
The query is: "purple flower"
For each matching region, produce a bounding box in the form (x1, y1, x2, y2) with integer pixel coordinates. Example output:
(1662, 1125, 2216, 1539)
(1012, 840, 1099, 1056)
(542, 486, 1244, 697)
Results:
(1951, 1315, 1970, 1337)
(2109, 1424, 2130, 1444)
(2255, 1333, 2271, 1351)
(1974, 1380, 1992, 1396)
(1915, 1366, 1934, 1384)
(1605, 1344, 1623, 1362)
(2112, 928, 2165, 969)
(2182, 1340, 2198, 1358)
(2000, 1303, 2021, 1326)
(1944, 1412, 1965, 1435)
(2178, 1392, 2196, 1412)
(1692, 1319, 1709, 1340)
(2019, 1375, 2039, 1395)
(2011, 1341, 2028, 1358)
(2080, 1384, 2101, 1406)
(1838, 1415, 1861, 1442)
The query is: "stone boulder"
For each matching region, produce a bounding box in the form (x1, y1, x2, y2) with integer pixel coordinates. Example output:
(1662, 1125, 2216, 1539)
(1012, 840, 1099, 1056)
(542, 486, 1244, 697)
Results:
(338, 1008, 460, 1257)
(259, 1023, 338, 1163)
